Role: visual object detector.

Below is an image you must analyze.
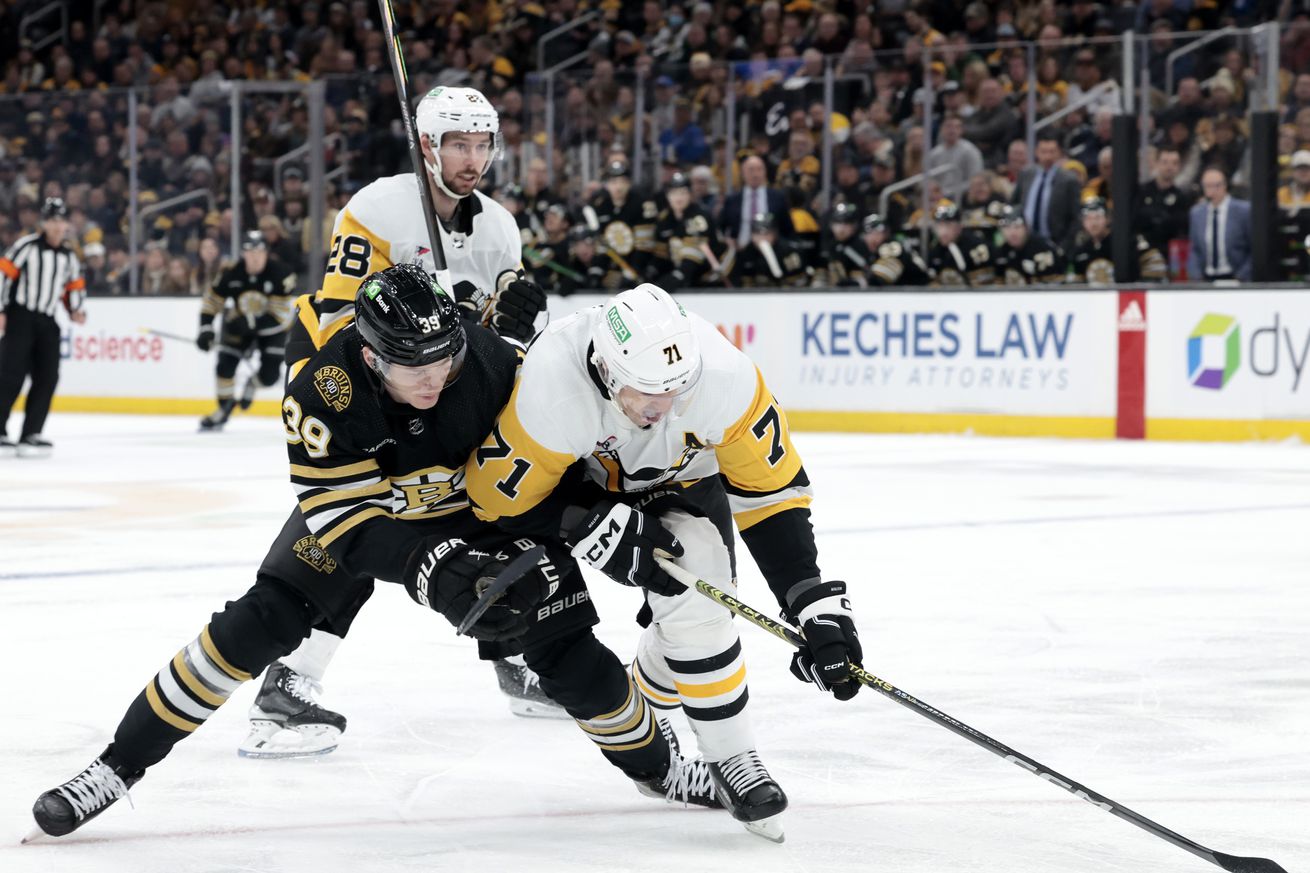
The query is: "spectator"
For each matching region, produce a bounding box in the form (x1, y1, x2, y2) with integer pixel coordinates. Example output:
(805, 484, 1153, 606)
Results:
(777, 128, 821, 197)
(962, 79, 1019, 166)
(1011, 131, 1083, 250)
(659, 98, 710, 166)
(1069, 109, 1114, 181)
(1137, 145, 1197, 257)
(1188, 166, 1252, 282)
(925, 113, 984, 193)
(258, 215, 304, 277)
(719, 154, 792, 249)
(689, 165, 719, 216)
(162, 256, 193, 295)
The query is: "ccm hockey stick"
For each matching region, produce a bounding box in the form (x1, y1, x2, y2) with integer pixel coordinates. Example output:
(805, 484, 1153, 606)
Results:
(375, 0, 453, 298)
(654, 556, 1288, 873)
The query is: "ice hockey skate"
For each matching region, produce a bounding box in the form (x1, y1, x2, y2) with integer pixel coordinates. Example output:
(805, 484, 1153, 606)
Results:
(709, 749, 788, 842)
(16, 434, 52, 458)
(237, 376, 258, 411)
(238, 662, 347, 759)
(493, 656, 570, 719)
(198, 399, 236, 432)
(632, 718, 721, 810)
(26, 745, 143, 841)
(0, 434, 16, 455)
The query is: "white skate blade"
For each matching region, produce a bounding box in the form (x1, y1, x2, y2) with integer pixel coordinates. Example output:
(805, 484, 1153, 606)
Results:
(506, 697, 571, 720)
(237, 721, 340, 759)
(20, 825, 48, 844)
(15, 445, 52, 459)
(742, 814, 785, 843)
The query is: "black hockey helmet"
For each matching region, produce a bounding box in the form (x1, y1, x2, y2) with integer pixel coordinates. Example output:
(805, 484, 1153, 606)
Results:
(932, 202, 961, 223)
(1080, 196, 1108, 216)
(861, 212, 886, 234)
(750, 211, 777, 234)
(665, 171, 690, 191)
(355, 264, 467, 374)
(997, 204, 1026, 226)
(41, 196, 68, 220)
(604, 159, 631, 179)
(830, 202, 860, 225)
(241, 230, 267, 250)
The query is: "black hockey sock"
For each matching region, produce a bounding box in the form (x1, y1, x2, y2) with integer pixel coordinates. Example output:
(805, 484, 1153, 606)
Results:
(111, 580, 315, 771)
(524, 630, 669, 779)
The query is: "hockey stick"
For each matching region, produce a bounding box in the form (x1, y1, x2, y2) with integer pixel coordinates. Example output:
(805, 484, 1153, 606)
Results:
(523, 246, 585, 281)
(653, 556, 1288, 873)
(140, 326, 193, 343)
(456, 545, 547, 635)
(375, 0, 453, 299)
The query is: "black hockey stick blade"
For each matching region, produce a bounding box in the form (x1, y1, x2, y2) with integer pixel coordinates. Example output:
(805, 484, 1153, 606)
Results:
(653, 557, 1291, 873)
(1212, 853, 1288, 873)
(456, 545, 546, 636)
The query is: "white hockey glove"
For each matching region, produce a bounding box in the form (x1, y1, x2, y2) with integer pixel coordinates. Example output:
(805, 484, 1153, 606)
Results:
(562, 500, 686, 597)
(785, 578, 863, 701)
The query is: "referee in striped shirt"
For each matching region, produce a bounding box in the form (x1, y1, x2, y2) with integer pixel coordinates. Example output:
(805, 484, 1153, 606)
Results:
(0, 197, 87, 457)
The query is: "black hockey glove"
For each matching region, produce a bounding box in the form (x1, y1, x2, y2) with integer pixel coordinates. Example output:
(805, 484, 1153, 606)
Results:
(196, 324, 215, 352)
(402, 536, 552, 642)
(489, 270, 547, 344)
(786, 579, 863, 701)
(563, 500, 686, 597)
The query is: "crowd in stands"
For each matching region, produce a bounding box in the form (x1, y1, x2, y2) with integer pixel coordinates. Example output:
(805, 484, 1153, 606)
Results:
(3, 0, 1310, 292)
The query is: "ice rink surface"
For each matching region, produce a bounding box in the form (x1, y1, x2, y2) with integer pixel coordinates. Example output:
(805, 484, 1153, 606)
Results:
(1, 414, 1306, 873)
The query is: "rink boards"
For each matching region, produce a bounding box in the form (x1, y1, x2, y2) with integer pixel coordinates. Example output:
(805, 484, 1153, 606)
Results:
(13, 288, 1310, 441)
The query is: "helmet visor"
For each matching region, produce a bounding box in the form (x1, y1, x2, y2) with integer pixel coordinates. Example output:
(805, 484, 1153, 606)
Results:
(373, 342, 466, 388)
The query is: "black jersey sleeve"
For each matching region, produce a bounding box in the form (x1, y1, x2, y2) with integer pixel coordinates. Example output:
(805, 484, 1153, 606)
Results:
(283, 361, 420, 583)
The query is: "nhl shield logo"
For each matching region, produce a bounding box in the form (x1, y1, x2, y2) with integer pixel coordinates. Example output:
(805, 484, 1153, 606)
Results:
(314, 365, 353, 412)
(292, 536, 338, 574)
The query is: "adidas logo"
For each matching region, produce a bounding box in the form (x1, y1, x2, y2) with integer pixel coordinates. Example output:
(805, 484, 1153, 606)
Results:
(1118, 299, 1146, 332)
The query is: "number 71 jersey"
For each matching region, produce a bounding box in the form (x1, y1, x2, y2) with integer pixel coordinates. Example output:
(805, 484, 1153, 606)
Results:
(466, 307, 814, 534)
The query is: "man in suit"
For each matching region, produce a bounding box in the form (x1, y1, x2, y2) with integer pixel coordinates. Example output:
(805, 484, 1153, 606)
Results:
(718, 154, 794, 250)
(1010, 131, 1083, 251)
(1188, 166, 1252, 282)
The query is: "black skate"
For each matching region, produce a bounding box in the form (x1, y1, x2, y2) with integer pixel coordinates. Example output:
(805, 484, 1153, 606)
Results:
(238, 662, 346, 759)
(0, 434, 16, 455)
(16, 434, 52, 458)
(198, 399, 236, 431)
(493, 657, 570, 720)
(27, 745, 143, 840)
(633, 719, 722, 810)
(709, 749, 788, 842)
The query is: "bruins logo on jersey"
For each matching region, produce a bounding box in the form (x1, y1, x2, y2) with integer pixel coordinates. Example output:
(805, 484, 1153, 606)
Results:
(604, 221, 635, 256)
(292, 535, 338, 574)
(314, 365, 353, 412)
(936, 267, 964, 286)
(1087, 258, 1114, 285)
(238, 290, 269, 318)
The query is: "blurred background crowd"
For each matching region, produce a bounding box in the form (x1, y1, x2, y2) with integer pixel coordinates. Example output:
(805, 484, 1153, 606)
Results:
(4, 0, 1310, 295)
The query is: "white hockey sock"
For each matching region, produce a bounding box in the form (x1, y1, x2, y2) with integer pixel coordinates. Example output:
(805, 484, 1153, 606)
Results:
(279, 629, 344, 683)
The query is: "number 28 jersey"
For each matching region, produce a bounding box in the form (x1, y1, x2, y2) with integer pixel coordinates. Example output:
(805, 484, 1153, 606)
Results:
(466, 308, 813, 536)
(295, 174, 521, 373)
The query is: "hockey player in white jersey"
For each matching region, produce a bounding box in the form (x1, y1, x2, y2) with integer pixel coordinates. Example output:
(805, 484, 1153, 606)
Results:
(466, 285, 865, 841)
(243, 85, 560, 760)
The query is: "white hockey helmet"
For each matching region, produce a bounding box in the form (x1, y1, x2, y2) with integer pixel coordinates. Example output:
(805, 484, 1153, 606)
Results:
(414, 86, 502, 199)
(591, 284, 702, 403)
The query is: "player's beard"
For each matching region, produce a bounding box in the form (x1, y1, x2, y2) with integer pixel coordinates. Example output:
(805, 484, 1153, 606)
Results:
(442, 166, 483, 197)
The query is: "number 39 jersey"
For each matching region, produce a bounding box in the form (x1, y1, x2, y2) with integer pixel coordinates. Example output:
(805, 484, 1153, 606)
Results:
(294, 173, 521, 373)
(466, 307, 822, 600)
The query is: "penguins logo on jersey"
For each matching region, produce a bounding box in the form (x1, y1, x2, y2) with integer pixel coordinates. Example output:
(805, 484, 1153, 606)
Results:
(292, 536, 338, 574)
(314, 365, 353, 412)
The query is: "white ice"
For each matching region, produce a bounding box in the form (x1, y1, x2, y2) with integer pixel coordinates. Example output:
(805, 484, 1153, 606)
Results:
(0, 414, 1306, 873)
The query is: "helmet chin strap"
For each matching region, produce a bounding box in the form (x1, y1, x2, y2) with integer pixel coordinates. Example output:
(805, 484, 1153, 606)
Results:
(424, 155, 471, 200)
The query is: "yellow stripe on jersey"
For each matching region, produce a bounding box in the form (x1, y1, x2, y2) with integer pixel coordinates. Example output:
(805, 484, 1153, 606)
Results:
(297, 479, 393, 512)
(714, 366, 809, 529)
(466, 380, 578, 523)
(146, 681, 201, 733)
(317, 505, 391, 548)
(200, 626, 253, 682)
(318, 209, 395, 305)
(674, 663, 748, 699)
(732, 495, 813, 531)
(290, 459, 381, 480)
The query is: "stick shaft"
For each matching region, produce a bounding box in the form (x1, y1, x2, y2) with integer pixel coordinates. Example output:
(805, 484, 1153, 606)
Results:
(655, 557, 1263, 873)
(375, 0, 451, 293)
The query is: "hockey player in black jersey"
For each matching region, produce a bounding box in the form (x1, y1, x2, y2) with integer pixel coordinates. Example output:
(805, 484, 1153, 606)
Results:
(927, 203, 997, 287)
(589, 160, 659, 283)
(27, 265, 721, 842)
(196, 230, 297, 430)
(993, 206, 1067, 285)
(861, 213, 932, 287)
(650, 172, 719, 290)
(1068, 198, 1167, 285)
(814, 202, 871, 286)
(551, 226, 611, 295)
(725, 212, 811, 287)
